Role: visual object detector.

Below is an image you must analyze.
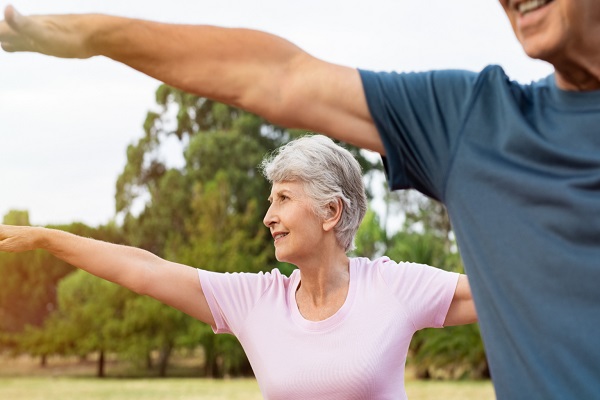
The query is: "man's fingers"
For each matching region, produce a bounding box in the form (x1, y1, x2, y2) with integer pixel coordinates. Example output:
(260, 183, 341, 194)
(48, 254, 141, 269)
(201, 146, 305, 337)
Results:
(4, 5, 21, 32)
(1, 37, 35, 52)
(1, 6, 34, 52)
(0, 6, 16, 40)
(2, 7, 94, 59)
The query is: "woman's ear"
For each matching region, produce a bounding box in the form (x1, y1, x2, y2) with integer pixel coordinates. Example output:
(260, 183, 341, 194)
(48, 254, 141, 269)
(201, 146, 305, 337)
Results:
(323, 198, 343, 232)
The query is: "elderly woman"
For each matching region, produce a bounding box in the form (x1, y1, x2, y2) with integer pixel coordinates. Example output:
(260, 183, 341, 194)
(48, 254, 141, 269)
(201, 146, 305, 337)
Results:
(0, 135, 476, 400)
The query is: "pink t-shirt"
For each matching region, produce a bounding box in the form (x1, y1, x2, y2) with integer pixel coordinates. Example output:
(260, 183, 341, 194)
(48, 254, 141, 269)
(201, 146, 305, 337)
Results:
(198, 256, 459, 400)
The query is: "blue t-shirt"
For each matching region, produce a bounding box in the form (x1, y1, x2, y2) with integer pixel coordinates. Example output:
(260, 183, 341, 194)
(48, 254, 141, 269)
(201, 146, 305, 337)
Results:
(360, 65, 600, 400)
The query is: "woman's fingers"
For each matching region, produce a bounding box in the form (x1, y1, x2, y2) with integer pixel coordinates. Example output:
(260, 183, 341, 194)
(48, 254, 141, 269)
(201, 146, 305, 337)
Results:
(0, 225, 37, 253)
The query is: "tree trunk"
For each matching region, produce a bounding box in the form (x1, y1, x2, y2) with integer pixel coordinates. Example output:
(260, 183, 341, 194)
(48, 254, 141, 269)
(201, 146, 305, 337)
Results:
(146, 352, 154, 370)
(157, 344, 173, 377)
(203, 343, 218, 378)
(97, 350, 105, 378)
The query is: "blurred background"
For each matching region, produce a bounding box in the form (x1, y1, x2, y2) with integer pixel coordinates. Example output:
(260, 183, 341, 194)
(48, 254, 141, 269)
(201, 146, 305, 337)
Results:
(0, 1, 550, 398)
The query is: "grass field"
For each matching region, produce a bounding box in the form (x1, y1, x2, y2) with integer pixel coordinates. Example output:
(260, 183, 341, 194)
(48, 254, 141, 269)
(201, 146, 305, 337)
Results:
(0, 377, 495, 400)
(0, 354, 495, 399)
(0, 377, 263, 400)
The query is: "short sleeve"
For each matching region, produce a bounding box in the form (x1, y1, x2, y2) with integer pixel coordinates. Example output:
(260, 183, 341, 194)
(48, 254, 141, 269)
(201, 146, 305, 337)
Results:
(359, 69, 479, 201)
(198, 269, 278, 335)
(377, 257, 459, 330)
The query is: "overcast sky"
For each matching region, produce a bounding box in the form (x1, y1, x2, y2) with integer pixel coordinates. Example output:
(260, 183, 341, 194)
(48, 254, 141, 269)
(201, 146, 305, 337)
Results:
(0, 0, 552, 227)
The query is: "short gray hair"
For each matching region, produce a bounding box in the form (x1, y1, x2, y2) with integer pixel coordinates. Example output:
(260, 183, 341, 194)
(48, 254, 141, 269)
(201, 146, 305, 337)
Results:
(260, 134, 367, 252)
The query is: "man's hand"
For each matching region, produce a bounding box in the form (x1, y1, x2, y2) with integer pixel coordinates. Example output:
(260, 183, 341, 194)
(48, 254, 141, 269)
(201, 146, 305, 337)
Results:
(0, 224, 41, 253)
(0, 5, 94, 58)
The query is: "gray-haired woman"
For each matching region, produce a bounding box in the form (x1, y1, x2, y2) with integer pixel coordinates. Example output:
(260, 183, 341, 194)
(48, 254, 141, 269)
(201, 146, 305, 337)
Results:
(0, 135, 476, 400)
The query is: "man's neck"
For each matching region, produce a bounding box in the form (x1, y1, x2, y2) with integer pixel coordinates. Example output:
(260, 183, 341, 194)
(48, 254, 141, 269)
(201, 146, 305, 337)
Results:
(553, 56, 600, 91)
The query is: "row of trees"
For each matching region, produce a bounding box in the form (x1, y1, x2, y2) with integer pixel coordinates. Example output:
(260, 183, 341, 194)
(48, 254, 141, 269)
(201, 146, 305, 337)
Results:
(0, 87, 487, 379)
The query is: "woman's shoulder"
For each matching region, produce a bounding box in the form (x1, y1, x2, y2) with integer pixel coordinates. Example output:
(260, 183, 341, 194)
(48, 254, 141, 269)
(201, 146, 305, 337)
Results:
(199, 267, 294, 291)
(351, 256, 442, 281)
(350, 256, 397, 281)
(352, 255, 413, 270)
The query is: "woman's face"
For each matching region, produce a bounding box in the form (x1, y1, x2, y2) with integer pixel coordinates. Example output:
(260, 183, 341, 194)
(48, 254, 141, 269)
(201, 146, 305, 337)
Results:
(263, 181, 325, 264)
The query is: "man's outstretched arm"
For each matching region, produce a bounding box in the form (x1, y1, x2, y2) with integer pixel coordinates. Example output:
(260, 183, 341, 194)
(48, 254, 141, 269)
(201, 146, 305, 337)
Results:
(0, 6, 384, 153)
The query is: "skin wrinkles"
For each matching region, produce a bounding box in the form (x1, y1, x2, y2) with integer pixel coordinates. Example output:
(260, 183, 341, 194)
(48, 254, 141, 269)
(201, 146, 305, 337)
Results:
(499, 0, 600, 90)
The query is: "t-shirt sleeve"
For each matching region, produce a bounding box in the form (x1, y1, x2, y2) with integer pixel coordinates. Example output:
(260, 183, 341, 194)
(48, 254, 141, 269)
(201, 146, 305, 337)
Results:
(377, 257, 459, 330)
(198, 269, 277, 335)
(359, 68, 479, 201)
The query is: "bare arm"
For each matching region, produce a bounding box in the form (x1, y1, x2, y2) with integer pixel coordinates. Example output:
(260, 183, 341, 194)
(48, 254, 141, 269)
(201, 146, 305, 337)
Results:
(0, 224, 215, 326)
(0, 6, 384, 153)
(444, 274, 478, 326)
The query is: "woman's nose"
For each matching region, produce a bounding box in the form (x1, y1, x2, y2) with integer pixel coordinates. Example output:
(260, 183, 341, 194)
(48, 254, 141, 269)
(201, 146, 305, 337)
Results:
(263, 205, 276, 227)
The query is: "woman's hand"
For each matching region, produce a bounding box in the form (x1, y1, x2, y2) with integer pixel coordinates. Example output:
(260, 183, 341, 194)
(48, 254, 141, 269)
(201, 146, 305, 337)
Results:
(0, 224, 42, 253)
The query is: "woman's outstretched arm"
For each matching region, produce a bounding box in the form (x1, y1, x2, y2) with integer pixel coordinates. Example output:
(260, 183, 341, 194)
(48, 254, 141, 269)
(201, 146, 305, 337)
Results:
(0, 224, 215, 325)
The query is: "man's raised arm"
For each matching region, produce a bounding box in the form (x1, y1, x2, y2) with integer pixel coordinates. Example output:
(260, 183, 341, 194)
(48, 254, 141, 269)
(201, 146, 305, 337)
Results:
(0, 5, 384, 153)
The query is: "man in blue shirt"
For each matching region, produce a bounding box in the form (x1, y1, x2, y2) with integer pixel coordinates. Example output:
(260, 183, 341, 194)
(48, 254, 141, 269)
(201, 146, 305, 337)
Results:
(1, 1, 599, 398)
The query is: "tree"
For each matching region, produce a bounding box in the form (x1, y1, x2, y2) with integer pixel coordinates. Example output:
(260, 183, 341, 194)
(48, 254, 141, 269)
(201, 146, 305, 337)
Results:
(42, 270, 134, 377)
(410, 323, 489, 379)
(2, 209, 30, 226)
(352, 208, 386, 259)
(116, 295, 199, 377)
(0, 211, 75, 334)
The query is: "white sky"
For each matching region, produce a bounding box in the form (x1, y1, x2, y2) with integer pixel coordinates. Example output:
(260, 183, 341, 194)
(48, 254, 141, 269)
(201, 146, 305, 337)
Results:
(0, 0, 552, 227)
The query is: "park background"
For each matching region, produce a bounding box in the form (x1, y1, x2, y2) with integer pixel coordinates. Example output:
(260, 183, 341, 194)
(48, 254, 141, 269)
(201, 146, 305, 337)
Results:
(0, 1, 550, 398)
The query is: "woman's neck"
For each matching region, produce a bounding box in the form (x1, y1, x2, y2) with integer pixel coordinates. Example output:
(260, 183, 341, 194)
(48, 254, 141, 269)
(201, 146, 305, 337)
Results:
(295, 252, 350, 321)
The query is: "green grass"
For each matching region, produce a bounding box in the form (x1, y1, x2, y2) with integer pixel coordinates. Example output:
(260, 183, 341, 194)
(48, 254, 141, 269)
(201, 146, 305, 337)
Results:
(0, 377, 263, 400)
(405, 379, 495, 399)
(0, 377, 495, 400)
(0, 354, 495, 399)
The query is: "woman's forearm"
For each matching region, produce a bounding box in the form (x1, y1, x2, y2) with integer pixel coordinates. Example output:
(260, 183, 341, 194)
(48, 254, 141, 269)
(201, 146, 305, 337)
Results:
(34, 226, 157, 294)
(0, 224, 213, 324)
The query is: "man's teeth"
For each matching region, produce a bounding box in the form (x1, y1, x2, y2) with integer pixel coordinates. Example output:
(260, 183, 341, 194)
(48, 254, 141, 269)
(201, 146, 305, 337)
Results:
(274, 233, 288, 240)
(518, 0, 549, 14)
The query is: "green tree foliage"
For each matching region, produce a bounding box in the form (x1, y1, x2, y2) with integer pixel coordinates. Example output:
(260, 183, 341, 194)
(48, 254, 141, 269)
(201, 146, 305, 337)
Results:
(0, 219, 123, 362)
(0, 211, 75, 335)
(411, 323, 489, 379)
(116, 295, 200, 377)
(386, 231, 451, 272)
(37, 270, 134, 377)
(2, 209, 30, 226)
(0, 248, 68, 333)
(353, 208, 386, 259)
(178, 172, 270, 273)
(389, 189, 454, 247)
